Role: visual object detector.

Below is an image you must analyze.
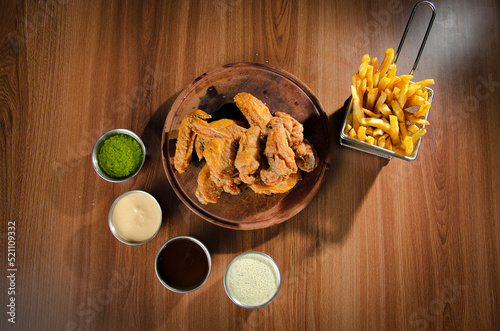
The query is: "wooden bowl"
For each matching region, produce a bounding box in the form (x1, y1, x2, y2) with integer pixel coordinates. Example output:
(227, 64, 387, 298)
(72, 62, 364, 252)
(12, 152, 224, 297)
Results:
(161, 62, 331, 230)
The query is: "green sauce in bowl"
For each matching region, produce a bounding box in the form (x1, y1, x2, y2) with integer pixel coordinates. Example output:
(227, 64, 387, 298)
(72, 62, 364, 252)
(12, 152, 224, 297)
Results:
(97, 133, 143, 178)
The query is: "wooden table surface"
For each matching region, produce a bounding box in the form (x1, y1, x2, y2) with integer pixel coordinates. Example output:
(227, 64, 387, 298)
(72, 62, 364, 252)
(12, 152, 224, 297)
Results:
(1, 0, 499, 330)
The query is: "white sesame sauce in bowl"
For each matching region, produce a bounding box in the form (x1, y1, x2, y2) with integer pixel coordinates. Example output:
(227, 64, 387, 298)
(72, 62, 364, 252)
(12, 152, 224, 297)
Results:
(223, 252, 281, 309)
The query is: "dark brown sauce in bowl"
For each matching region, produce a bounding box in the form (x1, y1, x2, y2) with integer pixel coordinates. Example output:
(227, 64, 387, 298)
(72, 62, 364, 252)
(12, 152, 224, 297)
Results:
(155, 237, 211, 292)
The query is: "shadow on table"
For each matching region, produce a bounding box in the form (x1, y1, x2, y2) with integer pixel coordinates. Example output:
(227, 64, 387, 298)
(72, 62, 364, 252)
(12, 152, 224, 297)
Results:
(139, 91, 182, 224)
(141, 92, 181, 171)
(290, 98, 388, 249)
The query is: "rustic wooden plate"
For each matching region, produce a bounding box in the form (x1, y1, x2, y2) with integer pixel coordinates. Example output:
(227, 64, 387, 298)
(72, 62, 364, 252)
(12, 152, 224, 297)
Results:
(161, 62, 331, 230)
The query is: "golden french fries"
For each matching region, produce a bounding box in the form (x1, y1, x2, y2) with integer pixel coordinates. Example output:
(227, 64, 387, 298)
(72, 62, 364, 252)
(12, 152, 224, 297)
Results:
(344, 48, 434, 157)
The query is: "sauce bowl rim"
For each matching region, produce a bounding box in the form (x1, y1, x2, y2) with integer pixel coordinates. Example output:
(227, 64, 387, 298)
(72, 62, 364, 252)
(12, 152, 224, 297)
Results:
(108, 190, 162, 246)
(154, 236, 212, 293)
(92, 128, 146, 183)
(223, 251, 281, 309)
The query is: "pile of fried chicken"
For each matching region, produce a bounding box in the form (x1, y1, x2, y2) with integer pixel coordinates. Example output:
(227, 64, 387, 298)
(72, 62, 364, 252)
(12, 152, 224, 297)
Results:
(174, 92, 318, 204)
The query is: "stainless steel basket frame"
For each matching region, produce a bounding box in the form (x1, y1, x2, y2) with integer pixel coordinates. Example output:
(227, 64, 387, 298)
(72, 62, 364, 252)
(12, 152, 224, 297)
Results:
(339, 1, 436, 161)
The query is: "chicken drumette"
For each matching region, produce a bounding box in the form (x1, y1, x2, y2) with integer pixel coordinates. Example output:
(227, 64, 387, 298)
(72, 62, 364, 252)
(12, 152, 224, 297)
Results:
(174, 109, 230, 173)
(234, 126, 261, 184)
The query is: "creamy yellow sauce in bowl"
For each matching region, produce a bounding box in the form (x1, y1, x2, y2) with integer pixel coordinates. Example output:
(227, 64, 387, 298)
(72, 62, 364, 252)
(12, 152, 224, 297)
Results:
(108, 190, 162, 245)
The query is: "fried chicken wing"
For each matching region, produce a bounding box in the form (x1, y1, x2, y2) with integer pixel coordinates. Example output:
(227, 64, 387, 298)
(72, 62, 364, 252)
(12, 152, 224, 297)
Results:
(195, 119, 239, 161)
(259, 168, 281, 186)
(234, 126, 261, 184)
(250, 171, 301, 195)
(204, 124, 246, 195)
(272, 113, 317, 172)
(275, 112, 304, 149)
(174, 93, 320, 202)
(234, 92, 273, 131)
(295, 139, 318, 172)
(264, 117, 297, 177)
(195, 165, 224, 204)
(174, 110, 230, 173)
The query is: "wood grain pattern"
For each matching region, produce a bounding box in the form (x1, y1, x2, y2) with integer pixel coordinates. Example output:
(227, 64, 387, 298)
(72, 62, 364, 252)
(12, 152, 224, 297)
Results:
(1, 0, 499, 330)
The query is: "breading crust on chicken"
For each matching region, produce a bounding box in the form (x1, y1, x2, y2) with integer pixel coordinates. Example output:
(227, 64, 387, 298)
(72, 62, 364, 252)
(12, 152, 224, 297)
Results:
(173, 93, 319, 204)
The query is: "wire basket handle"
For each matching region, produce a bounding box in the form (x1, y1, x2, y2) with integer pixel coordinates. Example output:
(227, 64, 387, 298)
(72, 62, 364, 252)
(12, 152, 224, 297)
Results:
(393, 1, 436, 74)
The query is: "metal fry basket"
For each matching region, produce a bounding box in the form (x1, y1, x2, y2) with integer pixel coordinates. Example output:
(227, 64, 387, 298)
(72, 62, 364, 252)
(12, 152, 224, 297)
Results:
(340, 1, 436, 161)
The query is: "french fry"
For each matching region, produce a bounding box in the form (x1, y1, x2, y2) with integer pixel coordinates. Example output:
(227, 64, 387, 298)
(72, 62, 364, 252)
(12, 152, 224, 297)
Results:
(385, 88, 394, 104)
(378, 48, 394, 77)
(365, 87, 378, 110)
(405, 94, 426, 108)
(370, 57, 378, 72)
(412, 128, 427, 144)
(358, 78, 367, 98)
(399, 119, 408, 139)
(413, 79, 434, 88)
(354, 74, 367, 97)
(373, 72, 380, 88)
(374, 91, 387, 112)
(398, 80, 409, 108)
(359, 54, 370, 78)
(389, 115, 400, 145)
(360, 117, 391, 133)
(357, 126, 367, 141)
(386, 76, 401, 91)
(391, 100, 405, 123)
(414, 101, 431, 117)
(393, 146, 407, 156)
(387, 83, 401, 100)
(403, 136, 414, 156)
(378, 76, 391, 92)
(351, 85, 364, 131)
(407, 124, 419, 134)
(392, 86, 401, 103)
(359, 62, 368, 79)
(405, 112, 430, 125)
(399, 75, 414, 82)
(378, 134, 387, 148)
(377, 103, 392, 117)
(422, 90, 428, 101)
(407, 84, 422, 98)
(366, 65, 374, 88)
(385, 136, 393, 150)
(363, 108, 382, 118)
(415, 89, 429, 103)
(352, 73, 360, 88)
(363, 107, 382, 118)
(345, 48, 434, 158)
(387, 64, 397, 79)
